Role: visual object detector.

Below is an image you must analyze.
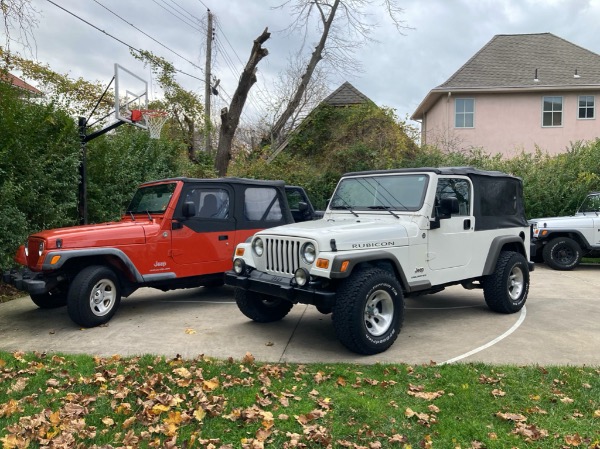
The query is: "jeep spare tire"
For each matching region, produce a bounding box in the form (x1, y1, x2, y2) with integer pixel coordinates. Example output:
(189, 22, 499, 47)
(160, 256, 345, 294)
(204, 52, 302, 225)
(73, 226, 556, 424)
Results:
(67, 266, 122, 327)
(542, 237, 582, 270)
(332, 268, 404, 355)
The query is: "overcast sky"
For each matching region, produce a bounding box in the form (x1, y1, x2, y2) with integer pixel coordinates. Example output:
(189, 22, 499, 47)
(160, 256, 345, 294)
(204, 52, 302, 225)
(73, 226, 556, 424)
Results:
(7, 0, 600, 128)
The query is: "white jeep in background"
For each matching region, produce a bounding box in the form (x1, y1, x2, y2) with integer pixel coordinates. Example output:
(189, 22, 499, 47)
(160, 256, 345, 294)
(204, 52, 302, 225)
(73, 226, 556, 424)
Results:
(226, 167, 533, 355)
(530, 192, 600, 270)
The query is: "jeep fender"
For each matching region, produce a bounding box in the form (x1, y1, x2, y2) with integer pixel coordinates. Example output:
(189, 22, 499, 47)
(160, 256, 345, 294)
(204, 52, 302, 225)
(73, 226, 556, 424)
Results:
(532, 230, 592, 250)
(483, 236, 527, 275)
(42, 249, 144, 283)
(329, 250, 411, 290)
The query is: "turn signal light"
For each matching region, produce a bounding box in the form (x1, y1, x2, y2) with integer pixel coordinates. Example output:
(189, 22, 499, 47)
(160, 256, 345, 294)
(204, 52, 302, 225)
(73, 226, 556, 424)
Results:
(316, 258, 329, 269)
(235, 248, 245, 256)
(340, 261, 350, 272)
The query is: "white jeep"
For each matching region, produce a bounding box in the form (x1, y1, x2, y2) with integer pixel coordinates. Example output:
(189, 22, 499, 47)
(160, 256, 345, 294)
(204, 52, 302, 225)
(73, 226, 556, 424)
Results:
(530, 192, 600, 270)
(225, 167, 533, 355)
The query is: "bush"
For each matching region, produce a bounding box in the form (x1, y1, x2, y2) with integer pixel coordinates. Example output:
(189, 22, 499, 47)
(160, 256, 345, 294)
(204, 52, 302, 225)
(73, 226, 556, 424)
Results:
(0, 82, 80, 268)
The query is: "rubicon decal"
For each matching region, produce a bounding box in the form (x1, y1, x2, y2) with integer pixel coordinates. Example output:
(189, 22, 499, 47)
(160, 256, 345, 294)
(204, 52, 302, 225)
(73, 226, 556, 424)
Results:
(351, 241, 395, 249)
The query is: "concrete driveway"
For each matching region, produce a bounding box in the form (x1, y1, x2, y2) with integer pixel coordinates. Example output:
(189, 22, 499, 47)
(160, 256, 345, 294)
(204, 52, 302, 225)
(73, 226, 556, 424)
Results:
(1, 264, 598, 365)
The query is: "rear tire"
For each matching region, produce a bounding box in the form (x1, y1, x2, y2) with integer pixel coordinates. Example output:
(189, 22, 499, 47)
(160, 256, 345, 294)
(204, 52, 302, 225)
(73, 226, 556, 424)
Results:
(482, 251, 529, 313)
(332, 268, 403, 355)
(234, 288, 293, 322)
(542, 237, 582, 270)
(30, 289, 67, 309)
(67, 266, 121, 327)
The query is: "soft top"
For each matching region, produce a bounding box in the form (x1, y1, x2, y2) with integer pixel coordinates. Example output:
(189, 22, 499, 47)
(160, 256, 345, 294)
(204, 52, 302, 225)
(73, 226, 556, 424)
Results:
(140, 177, 286, 187)
(340, 167, 528, 231)
(342, 166, 521, 181)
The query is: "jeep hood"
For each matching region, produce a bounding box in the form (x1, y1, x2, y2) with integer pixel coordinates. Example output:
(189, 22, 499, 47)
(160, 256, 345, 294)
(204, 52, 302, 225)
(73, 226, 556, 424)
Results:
(530, 215, 596, 228)
(256, 216, 419, 250)
(31, 221, 151, 248)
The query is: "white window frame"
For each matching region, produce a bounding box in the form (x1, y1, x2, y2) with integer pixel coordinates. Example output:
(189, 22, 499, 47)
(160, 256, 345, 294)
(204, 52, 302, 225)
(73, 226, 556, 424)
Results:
(455, 98, 475, 128)
(578, 95, 595, 120)
(542, 96, 563, 127)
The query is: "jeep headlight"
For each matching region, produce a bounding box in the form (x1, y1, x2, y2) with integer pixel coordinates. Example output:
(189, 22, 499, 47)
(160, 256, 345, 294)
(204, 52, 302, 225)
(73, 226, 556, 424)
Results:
(301, 242, 316, 264)
(24, 242, 29, 257)
(38, 242, 44, 256)
(252, 237, 264, 257)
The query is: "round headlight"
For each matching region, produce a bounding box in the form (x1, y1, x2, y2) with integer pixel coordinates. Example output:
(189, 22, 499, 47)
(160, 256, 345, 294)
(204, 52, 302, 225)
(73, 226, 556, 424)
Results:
(252, 238, 264, 256)
(38, 242, 44, 256)
(233, 258, 246, 274)
(294, 268, 309, 286)
(301, 242, 316, 264)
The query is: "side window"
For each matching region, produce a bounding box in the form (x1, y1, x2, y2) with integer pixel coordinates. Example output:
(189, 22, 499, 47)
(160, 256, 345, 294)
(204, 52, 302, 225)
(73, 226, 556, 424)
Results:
(185, 188, 230, 219)
(578, 95, 595, 119)
(542, 96, 563, 127)
(455, 98, 474, 128)
(435, 178, 471, 216)
(286, 189, 303, 211)
(245, 187, 283, 221)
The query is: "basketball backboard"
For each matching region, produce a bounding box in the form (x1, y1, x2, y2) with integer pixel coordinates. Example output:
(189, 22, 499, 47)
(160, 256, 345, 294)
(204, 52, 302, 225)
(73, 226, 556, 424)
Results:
(114, 63, 148, 129)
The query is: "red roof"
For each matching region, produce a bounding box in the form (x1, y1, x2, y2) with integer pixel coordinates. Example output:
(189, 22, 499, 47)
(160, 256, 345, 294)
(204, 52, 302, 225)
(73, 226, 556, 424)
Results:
(1, 72, 42, 95)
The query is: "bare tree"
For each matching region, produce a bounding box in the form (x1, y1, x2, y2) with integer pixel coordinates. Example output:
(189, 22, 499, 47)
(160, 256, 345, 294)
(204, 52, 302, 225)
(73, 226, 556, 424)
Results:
(270, 0, 408, 144)
(215, 28, 270, 176)
(1, 0, 38, 55)
(265, 54, 330, 140)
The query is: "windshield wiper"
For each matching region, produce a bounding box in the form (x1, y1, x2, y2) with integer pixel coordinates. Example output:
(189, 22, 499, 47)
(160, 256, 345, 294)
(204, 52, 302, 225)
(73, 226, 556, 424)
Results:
(145, 210, 152, 221)
(128, 211, 136, 221)
(368, 205, 400, 219)
(330, 195, 360, 217)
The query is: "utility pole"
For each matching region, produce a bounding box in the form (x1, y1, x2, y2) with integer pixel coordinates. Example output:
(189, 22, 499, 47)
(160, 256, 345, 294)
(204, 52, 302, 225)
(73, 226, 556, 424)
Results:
(205, 10, 213, 154)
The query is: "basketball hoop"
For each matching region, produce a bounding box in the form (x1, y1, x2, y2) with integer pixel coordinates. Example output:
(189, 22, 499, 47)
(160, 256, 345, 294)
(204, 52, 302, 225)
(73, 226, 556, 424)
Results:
(139, 109, 169, 139)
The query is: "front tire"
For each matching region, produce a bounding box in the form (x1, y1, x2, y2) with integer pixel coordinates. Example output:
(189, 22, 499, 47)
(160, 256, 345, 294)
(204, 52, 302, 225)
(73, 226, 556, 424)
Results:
(234, 288, 293, 322)
(542, 237, 582, 270)
(482, 251, 529, 313)
(67, 266, 121, 327)
(332, 268, 404, 355)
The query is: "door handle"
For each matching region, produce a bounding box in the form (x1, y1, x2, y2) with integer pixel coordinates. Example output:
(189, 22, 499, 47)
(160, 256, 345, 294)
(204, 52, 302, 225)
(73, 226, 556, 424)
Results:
(218, 235, 228, 241)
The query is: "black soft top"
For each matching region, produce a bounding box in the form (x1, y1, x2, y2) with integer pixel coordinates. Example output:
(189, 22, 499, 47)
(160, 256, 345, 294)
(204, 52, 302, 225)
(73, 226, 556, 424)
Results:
(140, 177, 286, 187)
(341, 167, 528, 231)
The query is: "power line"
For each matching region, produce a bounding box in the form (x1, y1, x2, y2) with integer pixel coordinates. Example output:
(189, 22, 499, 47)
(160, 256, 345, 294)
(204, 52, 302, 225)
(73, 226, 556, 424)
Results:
(45, 0, 205, 83)
(149, 0, 203, 33)
(92, 0, 205, 75)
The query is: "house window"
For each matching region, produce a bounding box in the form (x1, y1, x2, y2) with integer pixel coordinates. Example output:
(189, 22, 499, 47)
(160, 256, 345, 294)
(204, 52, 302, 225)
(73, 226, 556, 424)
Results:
(578, 95, 595, 119)
(542, 96, 562, 127)
(455, 98, 474, 128)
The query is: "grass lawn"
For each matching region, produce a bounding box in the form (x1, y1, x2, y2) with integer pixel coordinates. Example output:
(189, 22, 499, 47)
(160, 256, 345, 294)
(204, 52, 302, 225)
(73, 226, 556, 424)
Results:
(1, 351, 599, 448)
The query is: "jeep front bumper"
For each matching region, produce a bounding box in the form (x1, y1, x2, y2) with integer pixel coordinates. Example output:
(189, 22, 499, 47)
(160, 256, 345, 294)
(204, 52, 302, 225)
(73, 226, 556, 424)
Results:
(225, 270, 336, 307)
(3, 268, 59, 296)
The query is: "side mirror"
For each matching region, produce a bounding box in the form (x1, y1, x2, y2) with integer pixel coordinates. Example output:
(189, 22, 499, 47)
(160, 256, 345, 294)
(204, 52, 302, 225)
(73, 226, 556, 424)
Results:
(439, 197, 459, 217)
(298, 201, 308, 212)
(182, 201, 196, 218)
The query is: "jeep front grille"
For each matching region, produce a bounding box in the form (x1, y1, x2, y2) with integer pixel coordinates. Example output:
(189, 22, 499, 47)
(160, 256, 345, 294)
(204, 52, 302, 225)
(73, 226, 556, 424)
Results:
(265, 238, 301, 275)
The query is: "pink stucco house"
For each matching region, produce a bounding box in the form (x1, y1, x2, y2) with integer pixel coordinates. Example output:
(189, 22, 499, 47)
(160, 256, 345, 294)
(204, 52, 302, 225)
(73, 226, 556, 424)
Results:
(411, 33, 600, 155)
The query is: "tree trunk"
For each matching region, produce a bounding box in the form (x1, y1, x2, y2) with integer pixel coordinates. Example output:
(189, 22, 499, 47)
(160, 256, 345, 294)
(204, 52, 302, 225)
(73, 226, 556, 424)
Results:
(215, 28, 270, 176)
(270, 0, 340, 144)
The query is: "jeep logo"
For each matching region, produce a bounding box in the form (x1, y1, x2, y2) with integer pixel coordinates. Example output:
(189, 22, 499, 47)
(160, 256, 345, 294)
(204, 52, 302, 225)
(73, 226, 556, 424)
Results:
(414, 267, 424, 274)
(154, 261, 167, 267)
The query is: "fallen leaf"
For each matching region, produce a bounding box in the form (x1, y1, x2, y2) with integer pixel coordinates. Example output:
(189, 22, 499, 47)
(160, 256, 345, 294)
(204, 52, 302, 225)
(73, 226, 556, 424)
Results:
(184, 328, 196, 335)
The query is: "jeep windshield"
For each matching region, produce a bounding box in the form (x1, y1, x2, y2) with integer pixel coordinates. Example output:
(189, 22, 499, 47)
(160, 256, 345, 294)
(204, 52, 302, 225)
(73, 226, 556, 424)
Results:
(578, 193, 600, 214)
(127, 183, 177, 214)
(330, 174, 429, 212)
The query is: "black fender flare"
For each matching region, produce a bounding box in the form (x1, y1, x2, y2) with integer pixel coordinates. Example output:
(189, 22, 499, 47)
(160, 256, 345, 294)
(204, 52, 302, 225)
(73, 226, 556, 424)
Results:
(329, 250, 418, 291)
(483, 236, 527, 275)
(42, 248, 144, 282)
(532, 229, 591, 251)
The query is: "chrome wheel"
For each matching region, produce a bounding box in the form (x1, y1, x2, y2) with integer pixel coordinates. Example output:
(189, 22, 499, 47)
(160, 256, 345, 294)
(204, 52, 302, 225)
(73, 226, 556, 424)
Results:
(89, 279, 117, 317)
(507, 265, 524, 302)
(363, 289, 394, 337)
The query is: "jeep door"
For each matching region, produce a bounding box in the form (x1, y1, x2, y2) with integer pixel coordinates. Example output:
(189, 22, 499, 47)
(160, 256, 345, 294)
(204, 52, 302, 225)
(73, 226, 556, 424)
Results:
(427, 177, 474, 271)
(170, 183, 236, 274)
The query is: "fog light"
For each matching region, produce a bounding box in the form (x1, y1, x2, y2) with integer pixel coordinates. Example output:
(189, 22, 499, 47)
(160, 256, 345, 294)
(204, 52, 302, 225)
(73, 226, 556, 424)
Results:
(233, 258, 246, 274)
(294, 268, 309, 287)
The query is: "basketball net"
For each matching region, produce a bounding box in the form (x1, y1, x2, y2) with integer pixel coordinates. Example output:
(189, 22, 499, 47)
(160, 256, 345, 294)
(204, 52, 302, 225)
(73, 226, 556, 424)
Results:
(140, 110, 169, 139)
